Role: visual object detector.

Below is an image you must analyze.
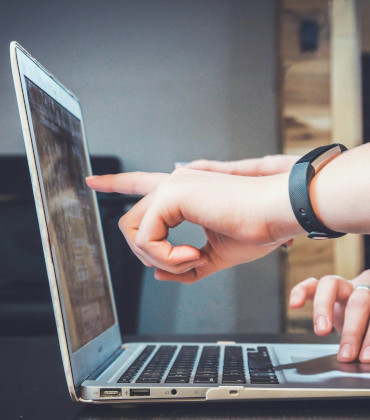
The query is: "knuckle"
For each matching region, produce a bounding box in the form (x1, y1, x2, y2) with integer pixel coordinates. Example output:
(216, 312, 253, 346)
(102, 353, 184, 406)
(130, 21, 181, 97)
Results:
(155, 179, 178, 200)
(172, 167, 188, 176)
(193, 159, 208, 166)
(319, 275, 339, 286)
(141, 260, 153, 268)
(290, 283, 301, 293)
(303, 276, 318, 285)
(262, 154, 274, 162)
(261, 155, 274, 169)
(118, 214, 127, 233)
(134, 235, 147, 251)
(360, 269, 370, 281)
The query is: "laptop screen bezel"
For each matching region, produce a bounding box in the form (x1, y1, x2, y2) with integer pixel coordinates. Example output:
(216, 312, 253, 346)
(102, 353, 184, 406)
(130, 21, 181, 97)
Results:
(11, 43, 122, 389)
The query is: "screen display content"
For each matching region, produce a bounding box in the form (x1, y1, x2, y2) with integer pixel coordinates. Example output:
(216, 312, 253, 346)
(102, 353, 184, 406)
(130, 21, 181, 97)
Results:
(26, 78, 115, 352)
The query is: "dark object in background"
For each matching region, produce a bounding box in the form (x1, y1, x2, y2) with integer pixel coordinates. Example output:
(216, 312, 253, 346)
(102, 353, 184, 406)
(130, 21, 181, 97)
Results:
(0, 155, 142, 336)
(300, 20, 319, 52)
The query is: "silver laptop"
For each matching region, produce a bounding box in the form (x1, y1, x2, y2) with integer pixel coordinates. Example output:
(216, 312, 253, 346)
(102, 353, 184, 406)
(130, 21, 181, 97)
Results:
(10, 41, 370, 404)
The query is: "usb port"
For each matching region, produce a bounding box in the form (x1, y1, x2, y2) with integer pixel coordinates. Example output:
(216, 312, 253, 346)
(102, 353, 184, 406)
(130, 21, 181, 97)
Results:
(100, 388, 122, 398)
(130, 388, 150, 397)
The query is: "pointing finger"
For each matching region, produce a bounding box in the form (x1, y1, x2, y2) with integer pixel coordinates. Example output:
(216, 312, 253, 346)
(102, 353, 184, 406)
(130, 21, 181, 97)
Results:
(86, 172, 169, 195)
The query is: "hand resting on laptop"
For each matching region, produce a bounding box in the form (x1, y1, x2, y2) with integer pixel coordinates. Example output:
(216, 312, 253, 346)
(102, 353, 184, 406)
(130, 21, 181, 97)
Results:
(290, 270, 370, 364)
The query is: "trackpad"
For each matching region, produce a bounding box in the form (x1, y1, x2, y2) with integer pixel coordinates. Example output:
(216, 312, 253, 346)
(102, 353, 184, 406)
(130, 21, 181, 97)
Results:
(274, 345, 370, 387)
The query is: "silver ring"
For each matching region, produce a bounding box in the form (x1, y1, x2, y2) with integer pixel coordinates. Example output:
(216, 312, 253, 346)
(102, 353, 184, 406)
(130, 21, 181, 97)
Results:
(354, 284, 370, 292)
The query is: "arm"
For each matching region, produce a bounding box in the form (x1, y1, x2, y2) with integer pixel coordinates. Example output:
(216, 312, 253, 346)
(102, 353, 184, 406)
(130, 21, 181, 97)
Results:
(290, 270, 370, 363)
(310, 143, 370, 234)
(86, 143, 370, 283)
(186, 144, 370, 234)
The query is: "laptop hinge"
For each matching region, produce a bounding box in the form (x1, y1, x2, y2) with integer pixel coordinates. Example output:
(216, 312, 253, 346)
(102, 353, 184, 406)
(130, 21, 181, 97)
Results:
(86, 346, 125, 381)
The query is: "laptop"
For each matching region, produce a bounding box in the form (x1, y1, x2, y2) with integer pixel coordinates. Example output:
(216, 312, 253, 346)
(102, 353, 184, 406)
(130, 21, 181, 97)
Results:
(10, 41, 370, 404)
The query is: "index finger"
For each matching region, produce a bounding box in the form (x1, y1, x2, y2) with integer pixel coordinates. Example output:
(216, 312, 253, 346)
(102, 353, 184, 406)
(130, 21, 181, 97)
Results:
(86, 172, 169, 195)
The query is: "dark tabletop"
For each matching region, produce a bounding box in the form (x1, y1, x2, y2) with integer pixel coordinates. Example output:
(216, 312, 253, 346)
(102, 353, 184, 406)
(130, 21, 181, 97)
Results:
(1, 334, 370, 420)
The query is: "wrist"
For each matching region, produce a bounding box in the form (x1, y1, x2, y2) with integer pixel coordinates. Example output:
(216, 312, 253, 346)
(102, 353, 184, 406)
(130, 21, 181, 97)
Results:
(288, 144, 347, 239)
(309, 149, 355, 234)
(264, 172, 305, 243)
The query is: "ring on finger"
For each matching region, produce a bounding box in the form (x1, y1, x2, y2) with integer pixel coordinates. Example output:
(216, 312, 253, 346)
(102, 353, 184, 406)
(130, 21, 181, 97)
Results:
(353, 284, 370, 292)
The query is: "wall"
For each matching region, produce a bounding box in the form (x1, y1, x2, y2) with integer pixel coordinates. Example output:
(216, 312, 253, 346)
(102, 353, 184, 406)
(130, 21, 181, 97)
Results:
(0, 0, 281, 334)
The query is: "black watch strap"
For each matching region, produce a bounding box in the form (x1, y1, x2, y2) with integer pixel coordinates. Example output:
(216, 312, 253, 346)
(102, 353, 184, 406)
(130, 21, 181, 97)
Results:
(288, 143, 348, 240)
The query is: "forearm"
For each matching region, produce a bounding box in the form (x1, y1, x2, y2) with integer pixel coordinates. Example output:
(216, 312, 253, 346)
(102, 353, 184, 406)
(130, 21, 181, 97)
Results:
(310, 143, 370, 234)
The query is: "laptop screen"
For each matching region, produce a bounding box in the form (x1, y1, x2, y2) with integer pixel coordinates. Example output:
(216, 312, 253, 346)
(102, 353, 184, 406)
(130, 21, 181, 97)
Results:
(25, 77, 115, 352)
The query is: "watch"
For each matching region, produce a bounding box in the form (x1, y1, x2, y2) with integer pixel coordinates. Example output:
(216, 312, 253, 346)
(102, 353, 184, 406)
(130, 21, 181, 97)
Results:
(288, 143, 348, 239)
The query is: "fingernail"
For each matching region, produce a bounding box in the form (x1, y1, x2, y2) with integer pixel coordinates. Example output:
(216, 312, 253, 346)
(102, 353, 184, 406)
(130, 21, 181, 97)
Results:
(315, 316, 328, 333)
(361, 346, 370, 361)
(340, 343, 354, 360)
(85, 175, 99, 182)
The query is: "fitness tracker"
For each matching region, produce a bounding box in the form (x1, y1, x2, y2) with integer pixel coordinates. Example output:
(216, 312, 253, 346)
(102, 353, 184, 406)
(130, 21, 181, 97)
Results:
(288, 143, 348, 239)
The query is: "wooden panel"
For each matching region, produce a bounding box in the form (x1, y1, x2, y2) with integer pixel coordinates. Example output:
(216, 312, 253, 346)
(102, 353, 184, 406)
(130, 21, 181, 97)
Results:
(279, 0, 331, 156)
(331, 0, 364, 279)
(278, 0, 363, 333)
(279, 0, 333, 332)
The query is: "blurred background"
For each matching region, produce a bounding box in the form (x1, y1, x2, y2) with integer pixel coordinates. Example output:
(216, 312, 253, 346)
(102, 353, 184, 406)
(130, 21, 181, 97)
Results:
(0, 0, 368, 337)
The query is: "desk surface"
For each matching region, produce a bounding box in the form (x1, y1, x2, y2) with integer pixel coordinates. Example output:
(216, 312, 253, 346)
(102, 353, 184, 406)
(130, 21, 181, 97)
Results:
(1, 334, 370, 420)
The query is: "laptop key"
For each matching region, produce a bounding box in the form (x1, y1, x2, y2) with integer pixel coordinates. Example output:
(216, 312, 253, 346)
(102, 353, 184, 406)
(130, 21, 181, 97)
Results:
(165, 377, 190, 383)
(136, 378, 161, 383)
(250, 377, 279, 384)
(222, 374, 245, 384)
(193, 375, 218, 383)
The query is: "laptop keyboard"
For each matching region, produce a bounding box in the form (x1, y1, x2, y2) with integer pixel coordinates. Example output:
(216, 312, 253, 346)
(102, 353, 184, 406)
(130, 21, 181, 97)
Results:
(117, 344, 279, 385)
